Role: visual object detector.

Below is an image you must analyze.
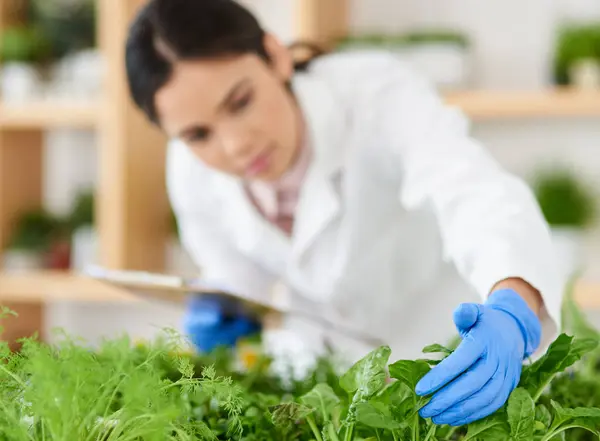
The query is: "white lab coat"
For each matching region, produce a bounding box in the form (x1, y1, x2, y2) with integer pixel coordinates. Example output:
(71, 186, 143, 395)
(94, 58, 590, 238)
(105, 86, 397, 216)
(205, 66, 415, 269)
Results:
(166, 50, 565, 368)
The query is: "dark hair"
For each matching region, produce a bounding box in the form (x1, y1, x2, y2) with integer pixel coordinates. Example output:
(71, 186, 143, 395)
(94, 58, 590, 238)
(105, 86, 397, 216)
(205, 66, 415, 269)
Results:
(125, 0, 323, 125)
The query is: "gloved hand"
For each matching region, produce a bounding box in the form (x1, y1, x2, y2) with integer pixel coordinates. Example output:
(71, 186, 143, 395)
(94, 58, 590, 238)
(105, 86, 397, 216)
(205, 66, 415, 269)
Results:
(183, 295, 261, 353)
(415, 288, 542, 426)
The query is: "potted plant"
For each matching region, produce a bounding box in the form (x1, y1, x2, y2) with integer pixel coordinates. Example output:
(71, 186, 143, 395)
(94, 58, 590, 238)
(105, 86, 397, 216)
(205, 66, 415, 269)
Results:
(28, 0, 96, 59)
(335, 34, 387, 52)
(68, 190, 97, 271)
(2, 209, 60, 272)
(553, 22, 600, 88)
(0, 24, 50, 103)
(386, 30, 471, 90)
(532, 167, 597, 276)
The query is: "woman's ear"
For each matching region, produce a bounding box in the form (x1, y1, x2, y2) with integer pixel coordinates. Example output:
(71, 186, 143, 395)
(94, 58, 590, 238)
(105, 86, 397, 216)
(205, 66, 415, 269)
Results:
(263, 33, 294, 81)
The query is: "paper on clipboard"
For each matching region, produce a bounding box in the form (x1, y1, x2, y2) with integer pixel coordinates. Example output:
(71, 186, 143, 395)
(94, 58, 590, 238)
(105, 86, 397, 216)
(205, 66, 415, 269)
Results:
(82, 265, 288, 318)
(82, 265, 386, 347)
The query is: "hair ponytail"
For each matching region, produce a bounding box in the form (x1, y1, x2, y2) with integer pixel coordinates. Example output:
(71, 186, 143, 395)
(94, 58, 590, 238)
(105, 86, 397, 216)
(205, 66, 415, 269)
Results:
(288, 41, 328, 71)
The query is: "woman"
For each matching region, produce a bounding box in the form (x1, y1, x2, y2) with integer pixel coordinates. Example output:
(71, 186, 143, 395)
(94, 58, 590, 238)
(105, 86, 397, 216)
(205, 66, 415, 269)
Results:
(125, 0, 564, 426)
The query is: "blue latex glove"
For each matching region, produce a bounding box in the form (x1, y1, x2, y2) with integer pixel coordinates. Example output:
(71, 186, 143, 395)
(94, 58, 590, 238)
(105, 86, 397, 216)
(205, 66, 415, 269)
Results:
(416, 288, 542, 426)
(183, 295, 261, 353)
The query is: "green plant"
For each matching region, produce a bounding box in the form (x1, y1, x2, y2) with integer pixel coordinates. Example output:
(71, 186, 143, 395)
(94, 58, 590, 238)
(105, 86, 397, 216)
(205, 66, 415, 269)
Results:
(388, 30, 469, 47)
(1, 291, 600, 441)
(69, 190, 95, 231)
(336, 30, 469, 51)
(0, 25, 51, 64)
(6, 209, 62, 253)
(554, 22, 600, 85)
(533, 168, 597, 229)
(27, 0, 96, 59)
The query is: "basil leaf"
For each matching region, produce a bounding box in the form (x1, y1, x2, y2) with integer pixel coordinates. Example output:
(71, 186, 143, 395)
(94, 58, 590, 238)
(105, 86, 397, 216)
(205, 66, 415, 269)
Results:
(507, 388, 535, 441)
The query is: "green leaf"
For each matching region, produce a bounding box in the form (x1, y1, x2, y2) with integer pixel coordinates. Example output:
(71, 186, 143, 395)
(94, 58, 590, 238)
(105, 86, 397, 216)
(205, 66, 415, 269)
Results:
(339, 346, 391, 398)
(270, 402, 314, 433)
(507, 388, 535, 440)
(464, 413, 510, 441)
(354, 401, 401, 430)
(536, 404, 552, 428)
(388, 360, 431, 391)
(421, 344, 453, 355)
(550, 400, 600, 429)
(520, 334, 598, 399)
(300, 384, 341, 422)
(374, 381, 411, 408)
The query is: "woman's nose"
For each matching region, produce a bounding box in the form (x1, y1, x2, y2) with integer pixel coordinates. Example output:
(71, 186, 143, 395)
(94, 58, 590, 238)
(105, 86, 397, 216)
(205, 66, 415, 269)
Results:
(221, 132, 253, 159)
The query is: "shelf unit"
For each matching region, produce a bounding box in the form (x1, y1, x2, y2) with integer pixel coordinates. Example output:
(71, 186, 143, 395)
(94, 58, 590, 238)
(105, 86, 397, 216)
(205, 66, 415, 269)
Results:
(0, 0, 599, 343)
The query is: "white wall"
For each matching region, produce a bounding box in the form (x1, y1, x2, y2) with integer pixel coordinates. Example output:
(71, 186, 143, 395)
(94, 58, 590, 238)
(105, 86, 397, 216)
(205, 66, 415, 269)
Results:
(350, 0, 600, 89)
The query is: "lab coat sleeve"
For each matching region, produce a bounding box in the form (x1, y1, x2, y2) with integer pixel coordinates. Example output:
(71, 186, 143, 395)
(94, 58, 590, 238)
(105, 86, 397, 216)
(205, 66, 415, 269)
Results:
(369, 59, 565, 345)
(174, 210, 278, 299)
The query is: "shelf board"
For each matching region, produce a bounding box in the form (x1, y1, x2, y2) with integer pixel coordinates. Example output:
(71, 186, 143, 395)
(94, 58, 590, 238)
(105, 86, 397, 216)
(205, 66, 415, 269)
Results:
(444, 88, 600, 119)
(0, 271, 136, 303)
(0, 91, 597, 128)
(0, 102, 100, 129)
(0, 271, 599, 312)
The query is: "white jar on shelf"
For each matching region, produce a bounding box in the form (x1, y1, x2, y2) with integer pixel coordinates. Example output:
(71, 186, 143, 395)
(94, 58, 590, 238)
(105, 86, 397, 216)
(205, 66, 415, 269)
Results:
(71, 226, 98, 272)
(2, 249, 45, 273)
(0, 62, 42, 104)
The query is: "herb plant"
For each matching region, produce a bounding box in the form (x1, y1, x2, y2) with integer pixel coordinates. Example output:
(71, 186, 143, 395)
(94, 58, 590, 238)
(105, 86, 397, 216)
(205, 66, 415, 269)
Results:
(1, 287, 600, 441)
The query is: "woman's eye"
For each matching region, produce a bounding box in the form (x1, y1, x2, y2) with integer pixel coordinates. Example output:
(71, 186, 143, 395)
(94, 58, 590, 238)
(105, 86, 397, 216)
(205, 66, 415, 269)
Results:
(188, 128, 211, 143)
(230, 91, 253, 113)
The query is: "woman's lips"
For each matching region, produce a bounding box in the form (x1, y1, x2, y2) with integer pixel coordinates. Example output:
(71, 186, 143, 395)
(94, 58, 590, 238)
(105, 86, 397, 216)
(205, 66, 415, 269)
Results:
(245, 149, 273, 177)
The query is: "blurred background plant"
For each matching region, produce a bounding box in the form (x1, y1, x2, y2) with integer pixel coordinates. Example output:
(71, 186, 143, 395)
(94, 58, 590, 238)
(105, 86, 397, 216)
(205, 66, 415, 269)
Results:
(335, 29, 471, 90)
(27, 0, 96, 59)
(554, 22, 600, 87)
(533, 167, 596, 229)
(532, 166, 598, 278)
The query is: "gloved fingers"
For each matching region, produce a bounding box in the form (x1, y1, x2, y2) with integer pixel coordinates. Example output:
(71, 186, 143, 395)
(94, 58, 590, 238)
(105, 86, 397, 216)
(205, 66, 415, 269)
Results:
(183, 304, 223, 330)
(226, 317, 261, 337)
(419, 355, 499, 419)
(416, 336, 485, 396)
(187, 294, 226, 311)
(430, 358, 507, 426)
(441, 369, 515, 427)
(453, 303, 481, 335)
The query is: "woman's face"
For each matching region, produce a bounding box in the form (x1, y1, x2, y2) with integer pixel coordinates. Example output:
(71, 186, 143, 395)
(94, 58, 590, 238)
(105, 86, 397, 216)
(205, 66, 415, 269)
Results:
(155, 34, 303, 181)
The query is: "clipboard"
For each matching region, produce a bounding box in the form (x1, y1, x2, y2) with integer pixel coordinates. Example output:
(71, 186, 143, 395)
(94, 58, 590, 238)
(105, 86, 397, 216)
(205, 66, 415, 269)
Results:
(82, 265, 284, 319)
(82, 265, 386, 347)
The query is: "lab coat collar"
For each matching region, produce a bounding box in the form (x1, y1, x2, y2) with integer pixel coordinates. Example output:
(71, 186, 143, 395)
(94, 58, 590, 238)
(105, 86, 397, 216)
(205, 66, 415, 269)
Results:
(217, 70, 347, 270)
(288, 71, 347, 262)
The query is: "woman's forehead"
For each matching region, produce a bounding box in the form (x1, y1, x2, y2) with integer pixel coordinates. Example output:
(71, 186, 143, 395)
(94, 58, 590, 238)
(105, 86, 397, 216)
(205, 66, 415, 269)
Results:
(154, 56, 260, 129)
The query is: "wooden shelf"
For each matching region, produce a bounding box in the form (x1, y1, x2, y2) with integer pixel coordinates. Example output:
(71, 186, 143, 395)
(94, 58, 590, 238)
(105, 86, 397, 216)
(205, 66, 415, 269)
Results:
(444, 89, 600, 120)
(0, 102, 100, 129)
(573, 279, 600, 309)
(0, 271, 599, 311)
(0, 90, 597, 131)
(0, 271, 136, 303)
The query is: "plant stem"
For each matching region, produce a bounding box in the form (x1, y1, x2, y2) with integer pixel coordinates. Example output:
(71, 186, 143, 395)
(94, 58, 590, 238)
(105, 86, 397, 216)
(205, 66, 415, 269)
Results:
(328, 422, 341, 441)
(0, 364, 26, 388)
(533, 374, 557, 402)
(413, 411, 419, 441)
(392, 430, 399, 441)
(446, 426, 458, 440)
(540, 424, 588, 441)
(375, 429, 382, 441)
(423, 424, 436, 441)
(307, 415, 323, 441)
(344, 423, 355, 441)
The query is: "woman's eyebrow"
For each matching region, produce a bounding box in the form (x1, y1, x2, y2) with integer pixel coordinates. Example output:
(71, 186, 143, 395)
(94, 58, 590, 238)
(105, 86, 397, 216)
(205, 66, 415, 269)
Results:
(216, 77, 251, 112)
